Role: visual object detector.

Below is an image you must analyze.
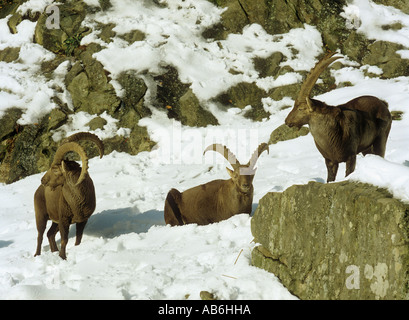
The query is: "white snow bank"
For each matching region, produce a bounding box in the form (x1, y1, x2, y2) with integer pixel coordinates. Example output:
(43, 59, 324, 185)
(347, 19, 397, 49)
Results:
(348, 155, 409, 203)
(343, 0, 409, 48)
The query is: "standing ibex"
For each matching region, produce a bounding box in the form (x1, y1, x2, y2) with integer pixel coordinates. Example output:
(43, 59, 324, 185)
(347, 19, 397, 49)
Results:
(34, 132, 104, 260)
(285, 52, 392, 182)
(164, 143, 269, 226)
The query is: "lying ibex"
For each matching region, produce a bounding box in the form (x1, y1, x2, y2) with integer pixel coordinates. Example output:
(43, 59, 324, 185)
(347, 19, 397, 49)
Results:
(164, 143, 269, 226)
(34, 132, 104, 260)
(285, 52, 392, 182)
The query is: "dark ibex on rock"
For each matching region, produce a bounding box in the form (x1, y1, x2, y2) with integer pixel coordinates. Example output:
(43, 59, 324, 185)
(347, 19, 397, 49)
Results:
(164, 143, 269, 226)
(34, 132, 104, 260)
(285, 52, 392, 182)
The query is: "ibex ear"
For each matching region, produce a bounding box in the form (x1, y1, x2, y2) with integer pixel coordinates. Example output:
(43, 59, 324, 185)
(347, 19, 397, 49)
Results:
(306, 97, 314, 112)
(226, 167, 234, 178)
(41, 173, 50, 186)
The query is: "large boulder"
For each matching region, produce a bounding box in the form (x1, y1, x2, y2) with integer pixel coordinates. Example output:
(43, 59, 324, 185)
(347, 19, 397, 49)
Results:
(251, 181, 409, 300)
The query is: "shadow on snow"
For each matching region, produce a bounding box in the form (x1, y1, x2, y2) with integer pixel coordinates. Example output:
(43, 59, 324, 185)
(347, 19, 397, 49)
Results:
(84, 208, 166, 239)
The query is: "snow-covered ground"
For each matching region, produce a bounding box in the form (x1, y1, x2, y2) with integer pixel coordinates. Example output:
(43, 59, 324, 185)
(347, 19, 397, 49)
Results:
(1, 0, 409, 300)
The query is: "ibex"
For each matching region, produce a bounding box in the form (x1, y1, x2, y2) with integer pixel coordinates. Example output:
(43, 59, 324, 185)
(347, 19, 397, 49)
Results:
(164, 143, 269, 226)
(285, 52, 392, 182)
(34, 132, 104, 260)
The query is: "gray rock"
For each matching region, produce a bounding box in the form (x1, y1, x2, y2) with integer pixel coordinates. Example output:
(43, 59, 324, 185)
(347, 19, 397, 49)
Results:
(0, 47, 20, 62)
(34, 0, 88, 55)
(0, 108, 22, 141)
(362, 41, 409, 78)
(116, 71, 150, 119)
(251, 181, 409, 299)
(215, 82, 270, 120)
(87, 116, 107, 131)
(179, 89, 218, 127)
(65, 44, 121, 115)
(268, 123, 309, 145)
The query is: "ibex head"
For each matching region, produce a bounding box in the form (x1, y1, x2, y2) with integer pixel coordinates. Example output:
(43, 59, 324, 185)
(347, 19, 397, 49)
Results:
(41, 133, 104, 188)
(203, 143, 269, 193)
(285, 52, 341, 129)
(41, 142, 89, 188)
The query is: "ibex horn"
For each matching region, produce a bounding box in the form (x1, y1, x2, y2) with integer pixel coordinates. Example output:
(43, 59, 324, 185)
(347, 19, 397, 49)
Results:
(297, 52, 342, 102)
(52, 142, 89, 186)
(61, 132, 104, 159)
(203, 144, 239, 167)
(247, 143, 269, 169)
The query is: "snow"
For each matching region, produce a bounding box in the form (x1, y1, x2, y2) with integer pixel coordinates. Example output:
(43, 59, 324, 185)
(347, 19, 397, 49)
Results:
(89, 4, 323, 101)
(0, 148, 296, 300)
(51, 111, 131, 142)
(343, 0, 409, 47)
(0, 19, 37, 49)
(17, 0, 55, 15)
(0, 16, 57, 124)
(1, 0, 409, 300)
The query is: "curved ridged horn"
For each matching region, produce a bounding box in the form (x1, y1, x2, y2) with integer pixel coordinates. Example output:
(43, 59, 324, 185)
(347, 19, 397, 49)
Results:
(203, 144, 239, 167)
(52, 142, 89, 186)
(247, 143, 269, 169)
(61, 132, 104, 159)
(297, 52, 342, 102)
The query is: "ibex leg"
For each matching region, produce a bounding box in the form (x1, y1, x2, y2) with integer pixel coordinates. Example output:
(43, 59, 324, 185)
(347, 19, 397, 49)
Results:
(47, 222, 59, 252)
(34, 218, 47, 257)
(345, 155, 356, 177)
(325, 159, 339, 183)
(34, 186, 47, 257)
(58, 218, 70, 260)
(372, 134, 389, 158)
(75, 220, 87, 246)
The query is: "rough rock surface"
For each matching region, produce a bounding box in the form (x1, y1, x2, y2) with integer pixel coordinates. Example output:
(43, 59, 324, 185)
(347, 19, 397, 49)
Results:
(251, 181, 409, 300)
(1, 0, 409, 182)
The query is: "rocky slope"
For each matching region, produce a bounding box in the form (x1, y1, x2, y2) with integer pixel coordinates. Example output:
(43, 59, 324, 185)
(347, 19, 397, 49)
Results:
(1, 0, 408, 183)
